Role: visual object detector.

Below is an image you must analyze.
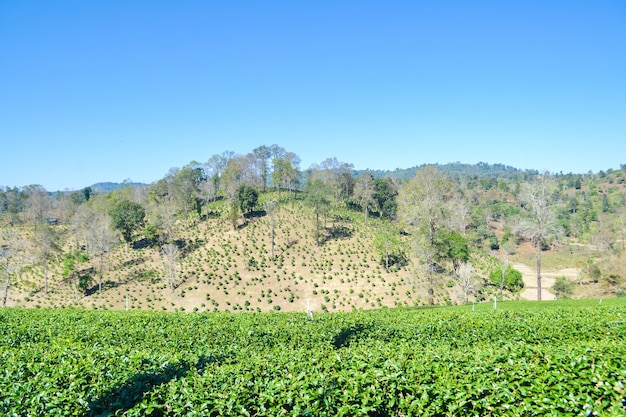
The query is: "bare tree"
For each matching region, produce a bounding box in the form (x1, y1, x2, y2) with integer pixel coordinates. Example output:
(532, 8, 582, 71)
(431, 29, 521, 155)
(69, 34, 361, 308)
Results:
(87, 213, 117, 292)
(617, 208, 626, 251)
(162, 243, 179, 292)
(197, 179, 217, 226)
(25, 185, 52, 230)
(32, 223, 62, 294)
(514, 176, 562, 300)
(265, 201, 278, 260)
(1, 230, 25, 307)
(446, 196, 470, 235)
(498, 252, 509, 300)
(456, 262, 475, 303)
(354, 173, 375, 223)
(146, 201, 178, 249)
(592, 216, 616, 253)
(70, 204, 94, 250)
(252, 145, 271, 191)
(313, 158, 355, 206)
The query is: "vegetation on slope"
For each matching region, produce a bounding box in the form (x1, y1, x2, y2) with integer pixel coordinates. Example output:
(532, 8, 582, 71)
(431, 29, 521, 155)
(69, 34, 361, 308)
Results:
(1, 146, 625, 311)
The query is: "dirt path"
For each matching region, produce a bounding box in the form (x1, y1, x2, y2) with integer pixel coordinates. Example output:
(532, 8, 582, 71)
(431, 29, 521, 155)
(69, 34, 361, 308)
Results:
(512, 262, 581, 301)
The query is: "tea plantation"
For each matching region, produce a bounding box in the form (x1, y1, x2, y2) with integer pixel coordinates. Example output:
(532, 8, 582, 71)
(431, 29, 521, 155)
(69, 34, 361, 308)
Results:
(1, 299, 624, 416)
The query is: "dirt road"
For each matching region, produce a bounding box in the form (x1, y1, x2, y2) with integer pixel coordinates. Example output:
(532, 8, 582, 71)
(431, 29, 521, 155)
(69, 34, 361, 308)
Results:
(512, 262, 580, 301)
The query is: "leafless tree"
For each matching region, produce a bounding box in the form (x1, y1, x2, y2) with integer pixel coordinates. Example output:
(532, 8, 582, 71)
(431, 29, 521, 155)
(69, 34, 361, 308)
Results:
(25, 185, 51, 229)
(162, 243, 179, 292)
(354, 173, 375, 223)
(265, 201, 278, 260)
(32, 223, 62, 294)
(456, 262, 475, 303)
(514, 176, 563, 300)
(1, 230, 25, 307)
(197, 179, 217, 226)
(86, 213, 117, 292)
(446, 196, 470, 235)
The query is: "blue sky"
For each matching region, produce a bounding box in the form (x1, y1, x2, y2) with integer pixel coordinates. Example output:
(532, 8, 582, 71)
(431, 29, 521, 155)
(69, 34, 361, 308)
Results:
(1, 1, 625, 191)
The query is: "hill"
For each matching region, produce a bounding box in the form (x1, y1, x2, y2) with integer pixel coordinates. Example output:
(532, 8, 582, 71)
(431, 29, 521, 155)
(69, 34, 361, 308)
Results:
(360, 161, 537, 181)
(1, 157, 625, 313)
(5, 197, 472, 312)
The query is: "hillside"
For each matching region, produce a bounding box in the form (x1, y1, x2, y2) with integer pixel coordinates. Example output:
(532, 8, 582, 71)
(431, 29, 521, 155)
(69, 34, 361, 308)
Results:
(4, 196, 621, 313)
(5, 198, 467, 312)
(2, 159, 625, 312)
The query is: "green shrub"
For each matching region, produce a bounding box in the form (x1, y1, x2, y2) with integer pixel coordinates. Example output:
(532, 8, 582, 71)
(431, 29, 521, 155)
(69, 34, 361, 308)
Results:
(489, 265, 524, 292)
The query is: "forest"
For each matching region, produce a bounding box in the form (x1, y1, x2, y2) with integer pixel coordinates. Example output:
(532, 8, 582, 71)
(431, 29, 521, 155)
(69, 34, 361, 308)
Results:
(1, 144, 625, 312)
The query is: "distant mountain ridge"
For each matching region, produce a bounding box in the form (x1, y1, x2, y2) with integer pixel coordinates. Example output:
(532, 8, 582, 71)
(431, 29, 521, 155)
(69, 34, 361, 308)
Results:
(89, 182, 147, 194)
(357, 162, 538, 181)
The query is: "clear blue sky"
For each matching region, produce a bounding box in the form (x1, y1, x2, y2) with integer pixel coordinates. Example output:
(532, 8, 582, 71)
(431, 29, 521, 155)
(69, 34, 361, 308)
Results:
(1, 1, 625, 191)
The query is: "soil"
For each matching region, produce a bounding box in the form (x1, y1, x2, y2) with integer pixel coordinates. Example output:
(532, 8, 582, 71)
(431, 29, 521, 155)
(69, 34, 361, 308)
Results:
(514, 262, 581, 301)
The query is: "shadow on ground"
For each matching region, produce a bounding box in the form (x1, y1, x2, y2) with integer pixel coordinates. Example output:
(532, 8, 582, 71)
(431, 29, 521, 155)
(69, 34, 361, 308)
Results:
(87, 354, 225, 416)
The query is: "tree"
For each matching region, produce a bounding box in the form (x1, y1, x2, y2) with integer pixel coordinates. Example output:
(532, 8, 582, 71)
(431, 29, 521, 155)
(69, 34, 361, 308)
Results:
(515, 177, 562, 300)
(31, 223, 62, 294)
(61, 249, 90, 301)
(197, 178, 217, 226)
(265, 201, 278, 260)
(0, 230, 25, 307)
(373, 221, 407, 271)
(168, 163, 205, 227)
(221, 155, 248, 197)
(489, 265, 523, 292)
(109, 200, 145, 250)
(446, 196, 470, 235)
(206, 151, 233, 196)
(228, 199, 240, 231)
(252, 145, 272, 191)
(456, 262, 475, 303)
(86, 212, 117, 293)
(24, 185, 51, 229)
(305, 178, 331, 246)
(2, 187, 26, 226)
(162, 243, 179, 292)
(0, 244, 15, 307)
(272, 155, 300, 200)
(552, 276, 575, 299)
(398, 166, 455, 304)
(237, 185, 259, 217)
(313, 158, 355, 206)
(434, 230, 469, 276)
(373, 178, 398, 220)
(282, 152, 301, 198)
(353, 173, 375, 223)
(145, 200, 178, 249)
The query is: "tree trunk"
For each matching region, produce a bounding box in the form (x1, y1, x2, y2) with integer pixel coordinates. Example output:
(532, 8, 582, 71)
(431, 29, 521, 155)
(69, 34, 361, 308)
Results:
(385, 230, 389, 271)
(44, 259, 49, 294)
(99, 252, 104, 292)
(315, 212, 320, 246)
(2, 276, 9, 307)
(536, 238, 542, 301)
(428, 268, 434, 306)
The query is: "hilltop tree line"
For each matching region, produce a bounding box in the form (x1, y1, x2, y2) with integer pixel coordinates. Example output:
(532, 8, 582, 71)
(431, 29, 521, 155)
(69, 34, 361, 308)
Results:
(1, 145, 625, 304)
